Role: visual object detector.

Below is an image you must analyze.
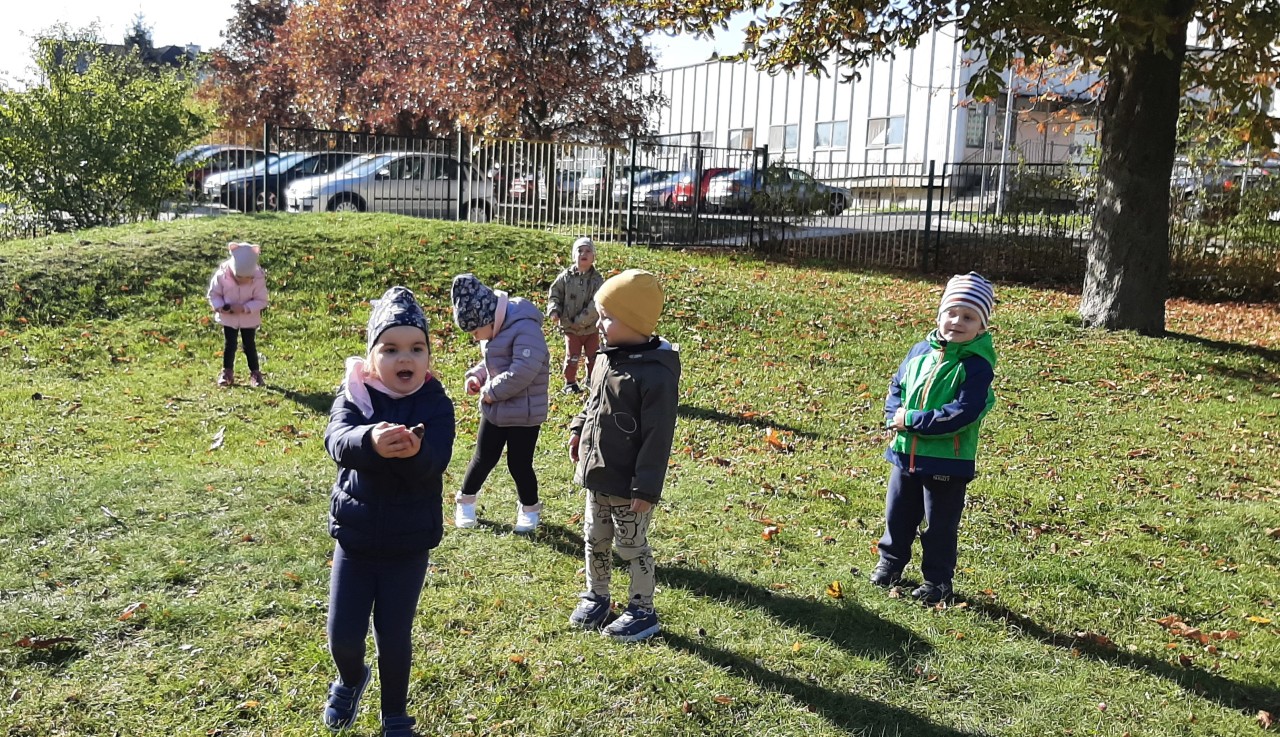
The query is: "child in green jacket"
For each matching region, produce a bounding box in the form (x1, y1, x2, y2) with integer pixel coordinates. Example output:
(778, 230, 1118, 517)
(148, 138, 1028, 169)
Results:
(870, 272, 997, 604)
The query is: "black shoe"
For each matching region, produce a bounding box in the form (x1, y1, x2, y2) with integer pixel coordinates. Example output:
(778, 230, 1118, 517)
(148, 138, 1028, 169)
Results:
(869, 561, 903, 587)
(563, 382, 582, 395)
(911, 581, 953, 604)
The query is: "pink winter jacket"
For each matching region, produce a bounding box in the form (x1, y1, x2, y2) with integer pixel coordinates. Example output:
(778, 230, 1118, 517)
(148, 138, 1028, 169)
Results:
(206, 260, 269, 329)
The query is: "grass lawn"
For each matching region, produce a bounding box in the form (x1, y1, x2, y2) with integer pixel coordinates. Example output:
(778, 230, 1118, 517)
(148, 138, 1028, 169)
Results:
(1, 213, 1277, 736)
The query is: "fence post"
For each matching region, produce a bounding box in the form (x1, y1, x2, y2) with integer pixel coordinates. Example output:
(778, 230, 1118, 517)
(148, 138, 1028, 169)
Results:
(625, 138, 637, 248)
(922, 160, 935, 273)
(261, 122, 272, 213)
(456, 127, 465, 220)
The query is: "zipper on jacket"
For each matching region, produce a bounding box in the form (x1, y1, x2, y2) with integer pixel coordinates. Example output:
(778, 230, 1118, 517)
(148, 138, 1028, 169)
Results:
(954, 435, 960, 457)
(909, 436, 917, 473)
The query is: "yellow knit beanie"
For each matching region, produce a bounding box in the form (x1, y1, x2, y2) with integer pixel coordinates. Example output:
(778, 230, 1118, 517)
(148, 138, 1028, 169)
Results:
(595, 269, 663, 337)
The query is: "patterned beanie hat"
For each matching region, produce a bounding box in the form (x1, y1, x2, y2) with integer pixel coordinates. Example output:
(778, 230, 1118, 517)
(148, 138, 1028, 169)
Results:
(451, 273, 499, 332)
(938, 271, 996, 328)
(595, 269, 663, 337)
(572, 236, 595, 260)
(367, 286, 428, 352)
(229, 242, 260, 278)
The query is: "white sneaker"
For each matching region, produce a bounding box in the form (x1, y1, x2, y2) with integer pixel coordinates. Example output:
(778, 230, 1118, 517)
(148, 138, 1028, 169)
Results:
(455, 499, 478, 529)
(513, 504, 540, 534)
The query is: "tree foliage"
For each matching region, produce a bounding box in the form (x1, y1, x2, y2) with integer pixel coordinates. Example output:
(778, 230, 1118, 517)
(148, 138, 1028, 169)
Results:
(0, 29, 210, 233)
(620, 0, 1280, 332)
(205, 0, 661, 141)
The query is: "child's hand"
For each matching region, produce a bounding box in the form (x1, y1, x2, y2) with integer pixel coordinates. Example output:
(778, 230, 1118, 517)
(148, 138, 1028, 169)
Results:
(465, 376, 481, 395)
(371, 422, 419, 458)
(629, 498, 653, 514)
(481, 390, 494, 405)
(568, 433, 580, 463)
(891, 407, 907, 431)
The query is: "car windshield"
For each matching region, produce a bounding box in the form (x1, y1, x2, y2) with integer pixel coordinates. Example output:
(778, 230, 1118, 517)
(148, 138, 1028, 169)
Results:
(334, 153, 400, 177)
(243, 152, 307, 174)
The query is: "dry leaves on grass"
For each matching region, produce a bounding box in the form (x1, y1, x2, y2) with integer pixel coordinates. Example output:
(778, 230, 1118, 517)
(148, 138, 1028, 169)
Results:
(1166, 299, 1280, 347)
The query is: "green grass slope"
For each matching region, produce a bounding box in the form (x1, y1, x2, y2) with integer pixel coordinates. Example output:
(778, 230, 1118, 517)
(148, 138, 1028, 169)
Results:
(1, 214, 1277, 736)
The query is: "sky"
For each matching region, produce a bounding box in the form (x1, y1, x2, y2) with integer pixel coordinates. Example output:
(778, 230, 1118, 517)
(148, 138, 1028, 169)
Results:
(1, 1, 747, 87)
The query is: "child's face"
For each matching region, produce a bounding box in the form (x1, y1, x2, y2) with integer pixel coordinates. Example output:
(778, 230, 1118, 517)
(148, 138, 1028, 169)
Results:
(936, 305, 984, 343)
(468, 323, 495, 342)
(596, 302, 646, 346)
(576, 249, 595, 271)
(369, 325, 431, 393)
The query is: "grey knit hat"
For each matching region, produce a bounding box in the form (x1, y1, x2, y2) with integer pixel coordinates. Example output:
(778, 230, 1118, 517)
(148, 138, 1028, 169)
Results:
(451, 273, 499, 332)
(367, 286, 428, 351)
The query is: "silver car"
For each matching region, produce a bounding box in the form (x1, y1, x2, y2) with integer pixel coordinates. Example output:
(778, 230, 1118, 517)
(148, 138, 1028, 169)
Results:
(284, 152, 493, 222)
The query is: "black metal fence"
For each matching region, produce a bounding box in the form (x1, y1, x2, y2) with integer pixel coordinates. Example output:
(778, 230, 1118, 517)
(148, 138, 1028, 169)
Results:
(8, 123, 1278, 300)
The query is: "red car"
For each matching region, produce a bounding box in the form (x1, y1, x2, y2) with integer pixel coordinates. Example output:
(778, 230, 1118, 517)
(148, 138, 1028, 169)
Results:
(670, 167, 736, 210)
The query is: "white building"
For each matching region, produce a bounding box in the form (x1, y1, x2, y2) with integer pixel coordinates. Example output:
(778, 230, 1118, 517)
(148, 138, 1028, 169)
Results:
(639, 25, 1101, 169)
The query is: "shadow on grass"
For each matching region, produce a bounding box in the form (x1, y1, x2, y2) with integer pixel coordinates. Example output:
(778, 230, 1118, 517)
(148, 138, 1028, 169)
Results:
(664, 632, 978, 736)
(677, 403, 819, 439)
(967, 599, 1280, 715)
(262, 384, 336, 415)
(538, 523, 928, 665)
(1163, 332, 1280, 390)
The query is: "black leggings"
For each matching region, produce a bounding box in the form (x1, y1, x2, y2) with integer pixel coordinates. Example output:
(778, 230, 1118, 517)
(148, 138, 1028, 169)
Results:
(222, 326, 260, 371)
(458, 419, 541, 506)
(327, 543, 430, 716)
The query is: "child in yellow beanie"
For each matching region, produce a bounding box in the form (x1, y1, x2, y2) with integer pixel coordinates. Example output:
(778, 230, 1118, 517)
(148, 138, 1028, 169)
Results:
(567, 269, 680, 642)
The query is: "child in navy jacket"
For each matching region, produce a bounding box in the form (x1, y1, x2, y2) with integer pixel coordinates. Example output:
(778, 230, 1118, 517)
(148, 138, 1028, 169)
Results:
(322, 286, 455, 737)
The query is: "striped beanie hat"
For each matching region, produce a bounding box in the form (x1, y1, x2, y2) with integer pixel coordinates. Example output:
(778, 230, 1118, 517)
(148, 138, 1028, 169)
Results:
(939, 272, 995, 328)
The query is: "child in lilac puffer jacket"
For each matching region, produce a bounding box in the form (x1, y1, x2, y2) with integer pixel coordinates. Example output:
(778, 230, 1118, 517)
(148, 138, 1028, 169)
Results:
(450, 273, 551, 533)
(206, 242, 269, 387)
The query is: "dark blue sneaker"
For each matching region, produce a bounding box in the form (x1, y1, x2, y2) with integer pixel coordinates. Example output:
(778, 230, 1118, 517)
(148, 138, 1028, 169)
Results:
(869, 561, 903, 587)
(911, 581, 953, 604)
(381, 712, 417, 737)
(322, 664, 370, 731)
(602, 604, 660, 642)
(569, 592, 611, 630)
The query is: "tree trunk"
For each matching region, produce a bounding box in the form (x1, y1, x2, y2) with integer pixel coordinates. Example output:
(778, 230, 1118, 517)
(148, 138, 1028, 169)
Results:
(1080, 12, 1191, 335)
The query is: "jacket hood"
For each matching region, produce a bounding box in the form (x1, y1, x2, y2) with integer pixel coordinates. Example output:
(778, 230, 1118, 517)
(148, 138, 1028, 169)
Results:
(927, 329, 997, 369)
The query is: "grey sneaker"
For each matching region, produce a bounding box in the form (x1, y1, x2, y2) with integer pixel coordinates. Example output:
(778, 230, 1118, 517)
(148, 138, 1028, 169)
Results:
(569, 592, 611, 630)
(602, 604, 660, 643)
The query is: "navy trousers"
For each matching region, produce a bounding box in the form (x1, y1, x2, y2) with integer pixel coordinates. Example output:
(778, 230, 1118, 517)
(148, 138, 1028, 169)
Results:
(327, 543, 430, 716)
(877, 465, 968, 586)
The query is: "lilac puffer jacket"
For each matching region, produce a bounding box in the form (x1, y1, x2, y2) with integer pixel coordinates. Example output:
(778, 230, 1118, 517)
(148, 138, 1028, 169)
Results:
(206, 260, 268, 330)
(465, 297, 551, 427)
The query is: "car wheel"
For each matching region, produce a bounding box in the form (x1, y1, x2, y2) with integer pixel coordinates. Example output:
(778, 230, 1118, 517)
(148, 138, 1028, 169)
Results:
(257, 190, 279, 212)
(826, 194, 847, 216)
(463, 200, 491, 223)
(328, 195, 364, 213)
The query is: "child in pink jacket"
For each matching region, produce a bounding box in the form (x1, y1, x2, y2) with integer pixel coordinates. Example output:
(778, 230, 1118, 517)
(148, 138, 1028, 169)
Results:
(206, 242, 269, 387)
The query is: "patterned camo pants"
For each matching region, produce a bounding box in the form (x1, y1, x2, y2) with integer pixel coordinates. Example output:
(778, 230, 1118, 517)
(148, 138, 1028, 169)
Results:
(583, 491, 655, 609)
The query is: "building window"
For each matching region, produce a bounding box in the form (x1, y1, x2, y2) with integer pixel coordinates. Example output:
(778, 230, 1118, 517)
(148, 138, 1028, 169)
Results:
(728, 128, 755, 150)
(865, 116, 905, 148)
(768, 124, 798, 152)
(964, 108, 986, 148)
(815, 121, 849, 149)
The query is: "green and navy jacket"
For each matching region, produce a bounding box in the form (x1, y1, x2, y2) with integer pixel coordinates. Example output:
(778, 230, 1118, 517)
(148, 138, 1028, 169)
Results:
(883, 329, 996, 480)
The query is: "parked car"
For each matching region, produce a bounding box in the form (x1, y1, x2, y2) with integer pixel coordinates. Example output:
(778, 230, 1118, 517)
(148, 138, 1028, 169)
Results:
(578, 164, 656, 205)
(205, 151, 362, 212)
(707, 166, 850, 215)
(507, 168, 582, 204)
(178, 144, 274, 191)
(670, 167, 736, 210)
(611, 169, 677, 207)
(284, 152, 493, 221)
